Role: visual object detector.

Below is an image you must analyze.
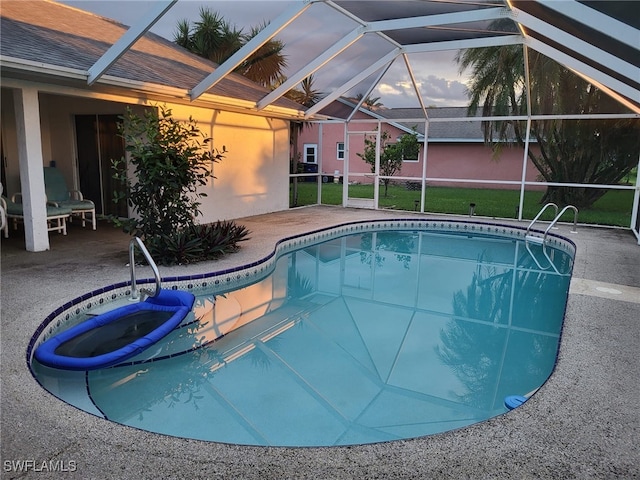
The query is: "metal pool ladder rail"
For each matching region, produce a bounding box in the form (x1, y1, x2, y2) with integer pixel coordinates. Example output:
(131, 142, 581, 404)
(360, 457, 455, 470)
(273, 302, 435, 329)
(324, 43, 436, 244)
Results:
(526, 203, 578, 244)
(129, 237, 161, 301)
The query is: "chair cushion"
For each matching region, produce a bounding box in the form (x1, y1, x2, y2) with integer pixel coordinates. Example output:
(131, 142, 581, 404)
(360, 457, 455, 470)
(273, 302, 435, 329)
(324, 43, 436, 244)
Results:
(43, 167, 71, 203)
(3, 197, 71, 217)
(46, 204, 73, 216)
(3, 196, 21, 216)
(56, 199, 95, 211)
(5, 201, 23, 216)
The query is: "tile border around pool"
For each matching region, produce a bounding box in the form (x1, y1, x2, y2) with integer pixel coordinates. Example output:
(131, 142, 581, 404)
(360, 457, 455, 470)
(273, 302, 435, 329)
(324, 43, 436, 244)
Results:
(26, 218, 576, 368)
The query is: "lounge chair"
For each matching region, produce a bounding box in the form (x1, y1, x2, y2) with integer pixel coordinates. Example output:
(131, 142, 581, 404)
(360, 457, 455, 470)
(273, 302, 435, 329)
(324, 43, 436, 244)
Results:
(0, 183, 5, 238)
(0, 199, 7, 238)
(1, 194, 72, 236)
(44, 167, 96, 229)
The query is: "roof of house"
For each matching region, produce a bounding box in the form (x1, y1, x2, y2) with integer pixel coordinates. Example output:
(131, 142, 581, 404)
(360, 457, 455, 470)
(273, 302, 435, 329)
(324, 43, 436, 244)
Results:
(319, 100, 496, 142)
(0, 0, 303, 113)
(381, 107, 489, 142)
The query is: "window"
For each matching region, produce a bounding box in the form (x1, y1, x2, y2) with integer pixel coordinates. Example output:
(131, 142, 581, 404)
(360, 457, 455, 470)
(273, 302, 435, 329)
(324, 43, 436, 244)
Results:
(399, 135, 419, 163)
(336, 142, 345, 160)
(303, 144, 317, 163)
(402, 149, 419, 162)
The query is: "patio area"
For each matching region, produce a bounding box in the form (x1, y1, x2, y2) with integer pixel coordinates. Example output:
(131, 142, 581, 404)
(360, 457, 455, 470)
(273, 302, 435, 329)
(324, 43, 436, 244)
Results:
(1, 205, 639, 479)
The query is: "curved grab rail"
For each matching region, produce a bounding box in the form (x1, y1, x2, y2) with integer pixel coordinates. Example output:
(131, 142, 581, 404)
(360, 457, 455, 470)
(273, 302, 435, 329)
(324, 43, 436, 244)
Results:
(525, 202, 558, 238)
(526, 204, 578, 245)
(129, 237, 161, 301)
(543, 205, 578, 243)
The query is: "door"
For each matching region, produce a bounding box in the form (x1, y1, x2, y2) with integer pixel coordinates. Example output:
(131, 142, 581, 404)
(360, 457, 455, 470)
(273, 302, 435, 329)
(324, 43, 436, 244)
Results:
(302, 144, 318, 177)
(344, 129, 379, 209)
(303, 143, 317, 164)
(75, 114, 127, 217)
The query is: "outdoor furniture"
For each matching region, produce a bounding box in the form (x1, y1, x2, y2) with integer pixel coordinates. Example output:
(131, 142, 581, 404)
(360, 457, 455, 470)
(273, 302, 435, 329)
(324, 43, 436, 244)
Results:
(0, 199, 7, 238)
(1, 194, 72, 236)
(0, 183, 6, 238)
(44, 167, 96, 230)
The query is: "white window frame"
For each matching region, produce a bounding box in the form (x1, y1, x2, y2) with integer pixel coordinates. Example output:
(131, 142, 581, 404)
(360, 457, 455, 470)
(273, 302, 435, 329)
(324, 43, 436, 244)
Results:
(303, 143, 318, 164)
(336, 142, 345, 160)
(398, 137, 419, 163)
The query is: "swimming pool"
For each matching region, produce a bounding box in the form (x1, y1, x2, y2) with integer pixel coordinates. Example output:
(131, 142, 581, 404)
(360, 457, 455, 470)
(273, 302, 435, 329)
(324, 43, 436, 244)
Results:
(29, 219, 575, 447)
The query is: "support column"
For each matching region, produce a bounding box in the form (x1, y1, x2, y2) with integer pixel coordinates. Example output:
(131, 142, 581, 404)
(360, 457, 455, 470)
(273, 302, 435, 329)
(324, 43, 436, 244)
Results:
(14, 87, 49, 251)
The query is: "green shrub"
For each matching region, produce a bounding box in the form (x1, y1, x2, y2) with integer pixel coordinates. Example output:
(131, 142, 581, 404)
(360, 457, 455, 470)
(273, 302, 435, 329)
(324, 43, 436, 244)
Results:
(112, 106, 250, 264)
(146, 221, 250, 266)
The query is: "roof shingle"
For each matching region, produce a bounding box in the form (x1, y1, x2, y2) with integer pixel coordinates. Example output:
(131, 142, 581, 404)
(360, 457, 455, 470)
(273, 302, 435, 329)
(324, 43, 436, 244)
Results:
(0, 0, 303, 111)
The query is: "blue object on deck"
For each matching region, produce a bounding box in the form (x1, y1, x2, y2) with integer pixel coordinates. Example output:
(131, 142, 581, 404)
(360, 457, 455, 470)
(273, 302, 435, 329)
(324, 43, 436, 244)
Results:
(504, 395, 528, 410)
(34, 289, 195, 370)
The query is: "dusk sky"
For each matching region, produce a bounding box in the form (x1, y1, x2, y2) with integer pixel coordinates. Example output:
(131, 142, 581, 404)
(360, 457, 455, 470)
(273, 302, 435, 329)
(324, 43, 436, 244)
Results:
(60, 0, 471, 108)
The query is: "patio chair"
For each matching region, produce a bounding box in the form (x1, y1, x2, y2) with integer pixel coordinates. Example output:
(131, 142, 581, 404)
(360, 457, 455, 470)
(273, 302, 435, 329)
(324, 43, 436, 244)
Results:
(1, 193, 73, 236)
(0, 183, 6, 238)
(0, 198, 7, 239)
(44, 167, 96, 229)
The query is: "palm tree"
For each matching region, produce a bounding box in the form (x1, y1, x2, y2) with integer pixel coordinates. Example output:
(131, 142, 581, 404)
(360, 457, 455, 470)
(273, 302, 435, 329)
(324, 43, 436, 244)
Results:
(456, 44, 526, 142)
(238, 23, 287, 90)
(457, 38, 639, 208)
(175, 9, 242, 64)
(175, 8, 287, 89)
(286, 75, 323, 107)
(355, 93, 384, 109)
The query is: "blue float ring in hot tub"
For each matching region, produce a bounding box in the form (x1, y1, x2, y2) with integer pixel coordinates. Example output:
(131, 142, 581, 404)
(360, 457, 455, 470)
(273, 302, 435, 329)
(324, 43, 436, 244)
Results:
(34, 289, 194, 371)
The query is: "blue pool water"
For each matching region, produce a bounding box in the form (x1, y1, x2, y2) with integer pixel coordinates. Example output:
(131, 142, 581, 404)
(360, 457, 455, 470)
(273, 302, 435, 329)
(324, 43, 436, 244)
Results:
(31, 225, 574, 447)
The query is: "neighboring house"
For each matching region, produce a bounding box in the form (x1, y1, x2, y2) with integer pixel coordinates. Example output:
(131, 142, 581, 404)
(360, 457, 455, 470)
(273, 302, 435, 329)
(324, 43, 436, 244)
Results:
(298, 99, 543, 190)
(0, 0, 304, 251)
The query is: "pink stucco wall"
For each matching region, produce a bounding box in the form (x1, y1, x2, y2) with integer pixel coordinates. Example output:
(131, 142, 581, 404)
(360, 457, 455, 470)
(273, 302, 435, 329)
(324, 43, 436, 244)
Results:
(297, 120, 544, 190)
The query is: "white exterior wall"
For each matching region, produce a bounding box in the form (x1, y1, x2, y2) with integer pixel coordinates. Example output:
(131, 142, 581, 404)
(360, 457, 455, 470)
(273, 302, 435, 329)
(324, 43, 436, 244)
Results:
(165, 105, 290, 222)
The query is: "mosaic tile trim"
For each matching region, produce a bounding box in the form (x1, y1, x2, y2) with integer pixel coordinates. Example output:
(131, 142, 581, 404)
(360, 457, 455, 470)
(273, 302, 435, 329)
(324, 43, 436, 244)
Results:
(27, 218, 575, 366)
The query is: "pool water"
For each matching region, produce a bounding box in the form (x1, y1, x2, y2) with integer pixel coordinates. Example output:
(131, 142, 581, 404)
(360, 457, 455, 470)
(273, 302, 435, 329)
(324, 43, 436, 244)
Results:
(32, 228, 574, 447)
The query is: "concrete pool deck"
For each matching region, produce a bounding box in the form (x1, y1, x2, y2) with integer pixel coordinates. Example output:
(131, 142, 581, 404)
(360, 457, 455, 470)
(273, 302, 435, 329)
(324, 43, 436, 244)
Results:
(1, 205, 639, 479)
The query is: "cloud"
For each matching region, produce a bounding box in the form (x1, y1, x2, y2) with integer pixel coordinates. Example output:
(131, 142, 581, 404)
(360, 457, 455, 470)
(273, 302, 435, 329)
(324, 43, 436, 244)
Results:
(348, 52, 472, 107)
(370, 73, 468, 108)
(377, 83, 403, 96)
(421, 75, 468, 104)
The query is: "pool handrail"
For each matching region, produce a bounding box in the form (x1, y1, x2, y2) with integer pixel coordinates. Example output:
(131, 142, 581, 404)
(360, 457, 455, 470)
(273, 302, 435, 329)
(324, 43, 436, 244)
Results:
(525, 205, 578, 244)
(543, 205, 579, 242)
(525, 202, 558, 241)
(129, 237, 161, 301)
(526, 203, 578, 244)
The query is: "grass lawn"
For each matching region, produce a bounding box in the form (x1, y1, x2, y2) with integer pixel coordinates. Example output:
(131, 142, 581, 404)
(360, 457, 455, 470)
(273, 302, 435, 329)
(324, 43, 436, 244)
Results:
(290, 180, 634, 227)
